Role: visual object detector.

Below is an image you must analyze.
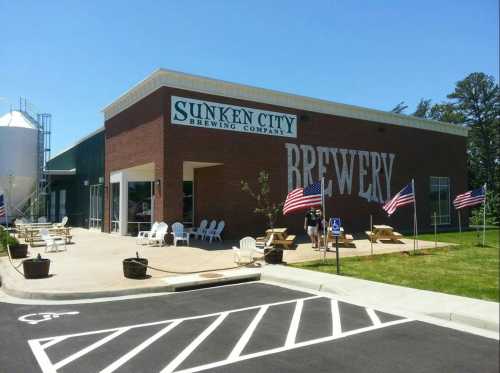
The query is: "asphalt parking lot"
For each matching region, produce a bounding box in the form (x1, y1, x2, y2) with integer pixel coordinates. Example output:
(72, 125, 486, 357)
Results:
(0, 282, 498, 373)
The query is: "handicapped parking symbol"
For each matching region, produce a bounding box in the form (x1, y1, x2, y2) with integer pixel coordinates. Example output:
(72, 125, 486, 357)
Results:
(18, 311, 80, 325)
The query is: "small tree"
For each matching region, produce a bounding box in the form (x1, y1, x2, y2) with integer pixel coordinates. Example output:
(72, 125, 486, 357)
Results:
(241, 171, 283, 229)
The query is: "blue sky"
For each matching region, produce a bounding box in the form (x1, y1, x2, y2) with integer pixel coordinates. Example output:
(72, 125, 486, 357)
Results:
(1, 0, 498, 155)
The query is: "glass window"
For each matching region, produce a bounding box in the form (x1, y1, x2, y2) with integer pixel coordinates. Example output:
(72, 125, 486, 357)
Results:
(59, 190, 66, 220)
(128, 181, 152, 236)
(183, 181, 193, 225)
(50, 191, 56, 222)
(429, 177, 450, 225)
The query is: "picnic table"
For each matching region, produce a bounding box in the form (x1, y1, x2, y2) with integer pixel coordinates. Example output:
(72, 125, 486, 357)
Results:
(256, 228, 296, 250)
(24, 227, 73, 246)
(365, 225, 403, 243)
(325, 227, 354, 246)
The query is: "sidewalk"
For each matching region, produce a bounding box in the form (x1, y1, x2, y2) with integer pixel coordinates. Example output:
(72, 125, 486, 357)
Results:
(261, 265, 500, 333)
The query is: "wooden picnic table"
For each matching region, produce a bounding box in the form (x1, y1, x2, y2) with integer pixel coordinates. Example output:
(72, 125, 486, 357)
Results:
(324, 227, 355, 247)
(366, 225, 403, 243)
(24, 227, 73, 246)
(259, 228, 296, 250)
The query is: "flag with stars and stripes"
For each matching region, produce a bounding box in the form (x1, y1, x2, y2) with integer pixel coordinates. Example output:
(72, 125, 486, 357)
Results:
(453, 185, 486, 209)
(0, 194, 5, 218)
(283, 181, 323, 215)
(382, 182, 415, 216)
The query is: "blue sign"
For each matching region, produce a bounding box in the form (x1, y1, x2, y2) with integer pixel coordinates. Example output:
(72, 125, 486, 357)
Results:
(331, 218, 341, 236)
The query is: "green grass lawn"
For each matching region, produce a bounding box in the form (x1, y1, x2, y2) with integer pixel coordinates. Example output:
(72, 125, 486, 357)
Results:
(291, 229, 499, 302)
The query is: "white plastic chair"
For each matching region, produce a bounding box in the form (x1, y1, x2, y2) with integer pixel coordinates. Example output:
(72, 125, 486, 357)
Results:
(206, 220, 225, 243)
(202, 220, 216, 240)
(148, 222, 168, 246)
(38, 217, 47, 223)
(137, 221, 159, 245)
(171, 222, 189, 247)
(40, 228, 66, 252)
(232, 237, 264, 264)
(191, 219, 208, 239)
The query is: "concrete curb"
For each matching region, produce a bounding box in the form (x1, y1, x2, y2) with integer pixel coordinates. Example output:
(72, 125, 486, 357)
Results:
(260, 265, 500, 333)
(0, 259, 261, 300)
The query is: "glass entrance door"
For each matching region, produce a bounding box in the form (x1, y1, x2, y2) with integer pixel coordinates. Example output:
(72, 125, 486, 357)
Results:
(127, 181, 153, 236)
(89, 184, 103, 230)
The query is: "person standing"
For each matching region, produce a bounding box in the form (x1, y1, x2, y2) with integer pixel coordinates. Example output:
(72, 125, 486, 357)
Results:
(304, 207, 318, 248)
(316, 208, 326, 249)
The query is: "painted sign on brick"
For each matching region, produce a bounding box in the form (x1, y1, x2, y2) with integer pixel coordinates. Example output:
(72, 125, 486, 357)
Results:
(171, 96, 297, 138)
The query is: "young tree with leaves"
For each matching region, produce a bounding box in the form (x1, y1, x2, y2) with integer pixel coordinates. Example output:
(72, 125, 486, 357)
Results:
(241, 171, 283, 229)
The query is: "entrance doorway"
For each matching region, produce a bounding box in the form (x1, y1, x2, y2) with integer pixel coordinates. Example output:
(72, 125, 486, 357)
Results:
(89, 184, 103, 230)
(127, 181, 153, 236)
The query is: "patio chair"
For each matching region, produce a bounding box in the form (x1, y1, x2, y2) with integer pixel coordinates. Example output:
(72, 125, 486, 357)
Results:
(40, 228, 66, 253)
(202, 220, 217, 240)
(191, 219, 208, 239)
(206, 220, 225, 243)
(38, 216, 47, 223)
(171, 222, 189, 247)
(149, 222, 168, 247)
(232, 237, 264, 264)
(137, 221, 159, 245)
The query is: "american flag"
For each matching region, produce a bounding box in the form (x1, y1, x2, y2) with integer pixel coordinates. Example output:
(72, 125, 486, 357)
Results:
(453, 186, 486, 209)
(0, 194, 5, 218)
(382, 182, 415, 216)
(283, 181, 322, 215)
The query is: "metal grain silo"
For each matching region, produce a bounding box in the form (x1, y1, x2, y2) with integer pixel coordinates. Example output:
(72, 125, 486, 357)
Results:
(0, 110, 38, 221)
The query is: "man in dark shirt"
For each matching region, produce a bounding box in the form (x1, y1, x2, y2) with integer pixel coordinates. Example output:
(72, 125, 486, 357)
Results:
(304, 207, 318, 248)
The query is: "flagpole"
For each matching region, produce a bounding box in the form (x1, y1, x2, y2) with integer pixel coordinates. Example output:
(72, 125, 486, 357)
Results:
(458, 209, 462, 240)
(321, 177, 327, 261)
(482, 183, 487, 247)
(412, 179, 418, 253)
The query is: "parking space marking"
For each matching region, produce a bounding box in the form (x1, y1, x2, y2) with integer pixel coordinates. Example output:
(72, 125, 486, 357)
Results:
(285, 299, 304, 347)
(176, 318, 411, 373)
(100, 321, 182, 373)
(330, 300, 342, 337)
(228, 305, 268, 360)
(161, 313, 228, 373)
(366, 308, 382, 326)
(27, 295, 410, 373)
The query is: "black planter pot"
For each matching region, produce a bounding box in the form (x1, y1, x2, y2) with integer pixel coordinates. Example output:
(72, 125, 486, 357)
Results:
(264, 248, 283, 264)
(123, 258, 148, 279)
(9, 244, 28, 259)
(23, 258, 51, 279)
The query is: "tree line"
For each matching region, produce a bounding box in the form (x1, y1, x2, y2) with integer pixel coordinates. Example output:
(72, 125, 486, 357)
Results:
(391, 72, 499, 224)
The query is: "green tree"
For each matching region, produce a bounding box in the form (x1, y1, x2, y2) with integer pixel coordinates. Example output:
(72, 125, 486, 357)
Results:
(241, 171, 283, 229)
(447, 72, 499, 192)
(391, 101, 408, 114)
(413, 98, 432, 117)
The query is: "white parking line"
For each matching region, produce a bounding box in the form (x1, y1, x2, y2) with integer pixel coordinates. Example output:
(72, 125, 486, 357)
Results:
(176, 319, 411, 373)
(27, 295, 410, 373)
(285, 299, 304, 347)
(228, 305, 268, 360)
(330, 300, 342, 337)
(366, 308, 382, 326)
(161, 313, 228, 373)
(100, 321, 182, 373)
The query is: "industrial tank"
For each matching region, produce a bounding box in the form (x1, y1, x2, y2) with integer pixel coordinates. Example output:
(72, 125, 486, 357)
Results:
(0, 110, 38, 221)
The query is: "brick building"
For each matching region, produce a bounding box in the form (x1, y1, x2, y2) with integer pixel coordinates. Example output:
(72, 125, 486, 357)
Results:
(46, 69, 468, 238)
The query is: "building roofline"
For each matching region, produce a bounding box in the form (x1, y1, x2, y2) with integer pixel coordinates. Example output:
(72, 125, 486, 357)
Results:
(101, 68, 468, 137)
(49, 126, 105, 162)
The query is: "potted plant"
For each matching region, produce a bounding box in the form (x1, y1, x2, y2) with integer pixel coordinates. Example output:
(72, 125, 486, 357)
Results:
(241, 171, 284, 264)
(23, 254, 51, 279)
(1, 227, 28, 259)
(123, 252, 148, 279)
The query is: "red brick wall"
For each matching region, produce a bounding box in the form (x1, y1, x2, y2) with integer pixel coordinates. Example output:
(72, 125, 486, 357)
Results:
(104, 89, 165, 232)
(104, 86, 468, 238)
(193, 165, 226, 224)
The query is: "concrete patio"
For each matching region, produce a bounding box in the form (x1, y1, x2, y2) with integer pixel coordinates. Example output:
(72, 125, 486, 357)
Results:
(0, 228, 451, 299)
